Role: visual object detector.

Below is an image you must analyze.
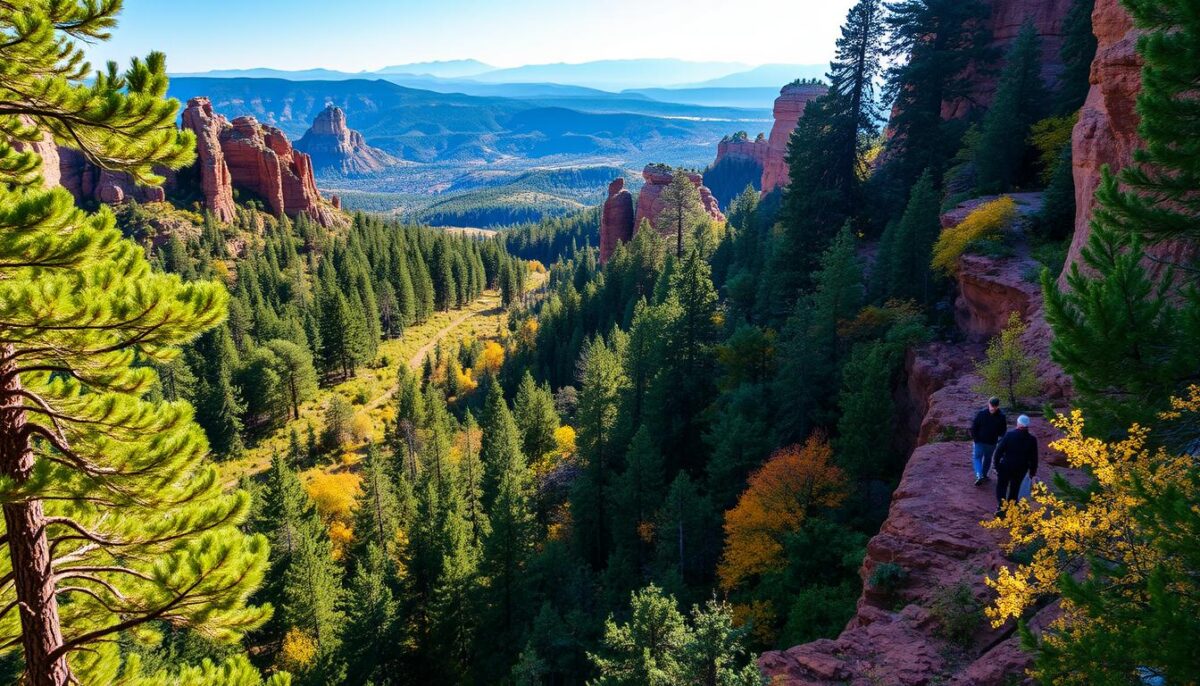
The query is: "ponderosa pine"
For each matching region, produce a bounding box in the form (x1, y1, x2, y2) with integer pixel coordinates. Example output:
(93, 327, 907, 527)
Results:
(0, 3, 275, 682)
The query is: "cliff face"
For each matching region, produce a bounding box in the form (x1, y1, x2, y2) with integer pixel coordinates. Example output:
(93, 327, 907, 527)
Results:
(600, 177, 635, 264)
(944, 0, 1075, 118)
(761, 83, 827, 194)
(634, 164, 725, 232)
(56, 148, 167, 205)
(761, 229, 1079, 686)
(178, 97, 343, 228)
(713, 132, 768, 169)
(181, 97, 237, 223)
(295, 105, 398, 175)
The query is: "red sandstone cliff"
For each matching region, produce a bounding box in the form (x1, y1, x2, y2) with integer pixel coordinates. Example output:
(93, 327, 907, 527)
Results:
(944, 0, 1075, 118)
(56, 148, 167, 205)
(761, 216, 1077, 685)
(634, 164, 725, 232)
(713, 132, 768, 170)
(600, 177, 635, 264)
(761, 83, 827, 194)
(295, 105, 397, 175)
(177, 97, 343, 228)
(181, 97, 237, 223)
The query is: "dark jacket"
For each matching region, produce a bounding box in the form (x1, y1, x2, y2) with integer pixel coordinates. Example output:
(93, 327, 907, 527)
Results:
(970, 408, 1007, 445)
(993, 428, 1038, 477)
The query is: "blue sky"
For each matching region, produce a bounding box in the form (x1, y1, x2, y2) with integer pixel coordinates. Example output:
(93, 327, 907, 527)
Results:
(85, 0, 858, 73)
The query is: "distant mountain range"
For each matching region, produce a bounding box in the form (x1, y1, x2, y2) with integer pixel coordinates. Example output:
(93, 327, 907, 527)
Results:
(171, 58, 825, 109)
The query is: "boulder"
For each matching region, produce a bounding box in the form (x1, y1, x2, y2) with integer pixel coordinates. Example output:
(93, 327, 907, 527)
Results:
(599, 177, 635, 263)
(295, 105, 398, 175)
(760, 82, 827, 193)
(633, 164, 725, 237)
(181, 97, 237, 223)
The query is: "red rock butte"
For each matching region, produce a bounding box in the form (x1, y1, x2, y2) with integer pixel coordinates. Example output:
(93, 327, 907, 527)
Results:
(761, 82, 828, 194)
(600, 177, 635, 264)
(713, 132, 768, 170)
(634, 163, 725, 230)
(295, 104, 398, 176)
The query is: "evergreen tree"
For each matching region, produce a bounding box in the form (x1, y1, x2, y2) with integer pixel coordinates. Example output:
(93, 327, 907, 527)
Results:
(883, 0, 991, 195)
(317, 289, 368, 379)
(266, 338, 318, 421)
(875, 169, 942, 304)
(655, 168, 707, 258)
(459, 411, 491, 549)
(350, 443, 401, 560)
(973, 22, 1048, 193)
(612, 427, 665, 578)
(513, 371, 561, 464)
(480, 382, 527, 508)
(1056, 0, 1096, 114)
(834, 342, 896, 480)
(190, 327, 246, 458)
(572, 338, 628, 568)
(341, 545, 400, 686)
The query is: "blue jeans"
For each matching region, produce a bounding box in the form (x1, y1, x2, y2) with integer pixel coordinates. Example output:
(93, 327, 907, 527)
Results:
(972, 443, 996, 478)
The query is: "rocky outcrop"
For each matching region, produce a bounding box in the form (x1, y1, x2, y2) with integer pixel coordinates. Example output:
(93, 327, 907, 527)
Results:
(713, 131, 768, 169)
(11, 118, 62, 190)
(944, 0, 1075, 119)
(57, 148, 167, 205)
(761, 244, 1078, 686)
(295, 105, 397, 175)
(181, 97, 237, 223)
(600, 177, 635, 263)
(633, 164, 725, 233)
(177, 97, 343, 227)
(760, 82, 827, 194)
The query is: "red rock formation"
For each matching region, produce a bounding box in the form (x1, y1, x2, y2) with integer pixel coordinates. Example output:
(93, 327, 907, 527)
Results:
(11, 118, 62, 190)
(944, 0, 1075, 118)
(56, 148, 166, 205)
(220, 115, 343, 228)
(760, 82, 827, 194)
(713, 131, 768, 169)
(331, 194, 342, 210)
(633, 164, 725, 234)
(761, 245, 1078, 686)
(295, 105, 397, 175)
(600, 177, 635, 263)
(181, 97, 237, 223)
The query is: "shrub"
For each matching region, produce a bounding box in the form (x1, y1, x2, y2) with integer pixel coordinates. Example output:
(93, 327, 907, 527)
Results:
(931, 196, 1019, 275)
(929, 582, 983, 646)
(1029, 114, 1077, 184)
(868, 562, 909, 601)
(974, 312, 1041, 409)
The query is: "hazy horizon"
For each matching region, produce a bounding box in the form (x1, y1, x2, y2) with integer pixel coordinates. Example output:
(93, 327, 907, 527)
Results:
(84, 0, 857, 74)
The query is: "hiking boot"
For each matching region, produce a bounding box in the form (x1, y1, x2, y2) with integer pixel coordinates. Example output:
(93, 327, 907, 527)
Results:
(974, 476, 985, 487)
(994, 508, 1004, 519)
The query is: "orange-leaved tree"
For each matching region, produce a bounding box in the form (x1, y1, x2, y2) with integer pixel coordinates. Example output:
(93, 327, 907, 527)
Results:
(717, 433, 847, 593)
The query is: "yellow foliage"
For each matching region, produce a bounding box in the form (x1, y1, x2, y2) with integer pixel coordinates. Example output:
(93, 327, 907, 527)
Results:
(479, 341, 505, 375)
(554, 425, 577, 457)
(350, 412, 373, 443)
(328, 520, 353, 561)
(277, 628, 318, 672)
(304, 470, 361, 526)
(637, 520, 655, 544)
(717, 434, 847, 592)
(931, 196, 1018, 275)
(528, 260, 547, 274)
(212, 259, 231, 282)
(518, 317, 539, 348)
(983, 400, 1198, 642)
(455, 366, 478, 395)
(1029, 114, 1077, 183)
(732, 600, 779, 646)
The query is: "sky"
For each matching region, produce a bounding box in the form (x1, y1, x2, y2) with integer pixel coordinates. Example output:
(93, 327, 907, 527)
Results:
(84, 0, 858, 73)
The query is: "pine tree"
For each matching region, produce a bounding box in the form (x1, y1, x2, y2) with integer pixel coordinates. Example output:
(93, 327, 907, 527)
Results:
(480, 382, 527, 508)
(1090, 0, 1200, 245)
(883, 0, 992, 195)
(1055, 0, 1096, 113)
(1043, 222, 1200, 435)
(973, 22, 1048, 193)
(317, 289, 367, 379)
(340, 544, 400, 686)
(190, 327, 247, 458)
(513, 371, 561, 464)
(266, 338, 318, 421)
(655, 168, 707, 258)
(876, 169, 942, 304)
(834, 342, 896, 480)
(0, 8, 276, 678)
(572, 338, 627, 568)
(612, 427, 664, 576)
(350, 443, 401, 561)
(459, 411, 491, 548)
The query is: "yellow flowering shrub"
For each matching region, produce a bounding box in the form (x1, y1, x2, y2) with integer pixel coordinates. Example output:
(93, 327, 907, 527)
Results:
(479, 340, 505, 375)
(983, 401, 1198, 636)
(1029, 114, 1077, 183)
(277, 628, 318, 672)
(931, 196, 1018, 275)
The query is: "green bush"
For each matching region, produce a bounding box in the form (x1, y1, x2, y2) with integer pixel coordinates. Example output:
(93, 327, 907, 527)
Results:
(868, 562, 909, 601)
(929, 582, 983, 646)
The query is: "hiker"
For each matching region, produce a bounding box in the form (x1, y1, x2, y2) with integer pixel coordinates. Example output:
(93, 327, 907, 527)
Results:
(969, 396, 1007, 486)
(991, 414, 1038, 518)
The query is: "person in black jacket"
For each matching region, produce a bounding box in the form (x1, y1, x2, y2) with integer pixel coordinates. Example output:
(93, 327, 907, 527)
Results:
(992, 414, 1038, 517)
(969, 397, 1007, 486)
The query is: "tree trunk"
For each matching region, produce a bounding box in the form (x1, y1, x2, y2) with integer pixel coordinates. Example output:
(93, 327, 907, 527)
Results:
(0, 347, 73, 685)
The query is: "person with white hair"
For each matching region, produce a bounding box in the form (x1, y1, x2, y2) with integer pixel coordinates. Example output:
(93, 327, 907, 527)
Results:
(990, 414, 1038, 518)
